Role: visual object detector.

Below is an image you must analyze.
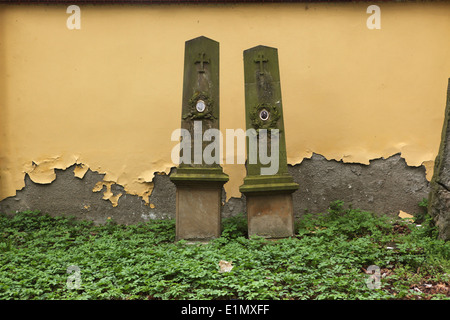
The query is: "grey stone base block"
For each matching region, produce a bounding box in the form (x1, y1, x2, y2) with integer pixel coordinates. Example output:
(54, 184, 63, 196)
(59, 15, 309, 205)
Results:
(175, 185, 222, 241)
(246, 193, 295, 238)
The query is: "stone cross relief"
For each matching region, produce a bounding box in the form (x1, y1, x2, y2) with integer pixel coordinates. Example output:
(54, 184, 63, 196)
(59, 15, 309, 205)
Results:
(194, 52, 211, 93)
(254, 53, 273, 105)
(254, 53, 268, 75)
(195, 52, 210, 73)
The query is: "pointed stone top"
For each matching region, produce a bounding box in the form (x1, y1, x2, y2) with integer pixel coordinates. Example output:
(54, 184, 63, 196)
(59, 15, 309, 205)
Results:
(186, 36, 218, 45)
(244, 45, 278, 54)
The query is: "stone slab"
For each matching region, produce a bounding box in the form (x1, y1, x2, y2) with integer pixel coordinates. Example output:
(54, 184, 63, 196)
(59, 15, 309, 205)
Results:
(175, 185, 222, 241)
(246, 193, 295, 238)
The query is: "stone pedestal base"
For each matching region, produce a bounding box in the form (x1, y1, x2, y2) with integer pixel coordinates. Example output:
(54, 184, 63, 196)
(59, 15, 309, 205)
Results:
(246, 193, 295, 238)
(175, 185, 222, 241)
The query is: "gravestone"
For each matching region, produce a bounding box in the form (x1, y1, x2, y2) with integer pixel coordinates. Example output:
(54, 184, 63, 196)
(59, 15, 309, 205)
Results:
(428, 78, 450, 241)
(170, 36, 228, 241)
(239, 45, 299, 238)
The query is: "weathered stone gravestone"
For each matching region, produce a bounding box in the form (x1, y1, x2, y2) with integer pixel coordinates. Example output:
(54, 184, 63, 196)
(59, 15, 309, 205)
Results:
(428, 78, 450, 241)
(170, 36, 229, 241)
(239, 45, 299, 238)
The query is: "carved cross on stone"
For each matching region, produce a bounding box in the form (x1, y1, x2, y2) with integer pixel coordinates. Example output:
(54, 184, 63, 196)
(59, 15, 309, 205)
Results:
(254, 54, 268, 75)
(195, 52, 210, 73)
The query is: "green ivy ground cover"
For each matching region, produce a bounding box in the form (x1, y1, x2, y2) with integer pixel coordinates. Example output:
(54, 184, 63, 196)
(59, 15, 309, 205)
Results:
(0, 201, 449, 300)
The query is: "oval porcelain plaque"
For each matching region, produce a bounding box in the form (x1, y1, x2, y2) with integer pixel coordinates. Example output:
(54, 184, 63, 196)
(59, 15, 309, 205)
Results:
(196, 100, 206, 113)
(259, 109, 269, 121)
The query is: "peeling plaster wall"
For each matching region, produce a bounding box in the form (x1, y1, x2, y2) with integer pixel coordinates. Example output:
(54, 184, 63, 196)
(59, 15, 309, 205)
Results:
(289, 153, 430, 216)
(0, 3, 449, 219)
(0, 165, 175, 224)
(0, 154, 430, 224)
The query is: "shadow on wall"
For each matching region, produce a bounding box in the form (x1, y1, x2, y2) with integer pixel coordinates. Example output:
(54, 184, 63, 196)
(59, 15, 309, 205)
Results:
(0, 153, 429, 224)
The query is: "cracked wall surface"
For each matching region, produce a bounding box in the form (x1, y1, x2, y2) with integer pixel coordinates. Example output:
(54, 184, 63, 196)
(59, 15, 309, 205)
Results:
(289, 153, 429, 216)
(0, 154, 429, 223)
(0, 3, 449, 221)
(0, 165, 175, 224)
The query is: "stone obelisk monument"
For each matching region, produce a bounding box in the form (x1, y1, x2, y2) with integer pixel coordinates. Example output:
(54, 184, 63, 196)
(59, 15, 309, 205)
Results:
(239, 45, 298, 239)
(170, 36, 228, 241)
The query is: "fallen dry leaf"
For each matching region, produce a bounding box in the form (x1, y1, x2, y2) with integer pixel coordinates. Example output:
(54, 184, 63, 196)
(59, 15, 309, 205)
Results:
(398, 210, 414, 220)
(219, 260, 233, 273)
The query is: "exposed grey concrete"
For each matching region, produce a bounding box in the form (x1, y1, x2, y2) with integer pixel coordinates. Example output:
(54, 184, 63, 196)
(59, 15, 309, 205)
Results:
(290, 153, 429, 217)
(147, 169, 176, 221)
(221, 194, 246, 218)
(0, 153, 430, 223)
(0, 165, 175, 225)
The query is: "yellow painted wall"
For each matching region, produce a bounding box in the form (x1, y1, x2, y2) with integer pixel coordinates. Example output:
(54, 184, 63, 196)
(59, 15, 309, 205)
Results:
(0, 3, 449, 206)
